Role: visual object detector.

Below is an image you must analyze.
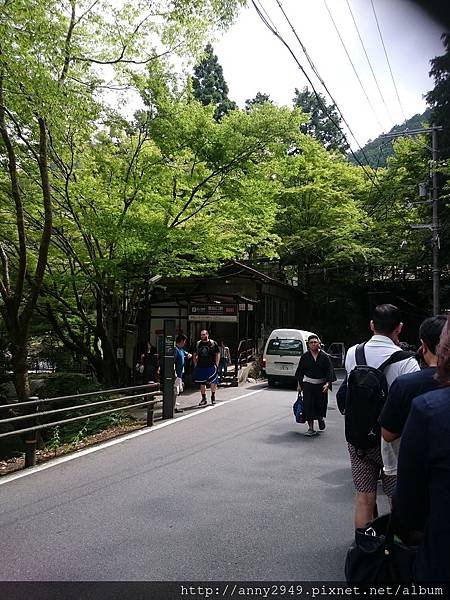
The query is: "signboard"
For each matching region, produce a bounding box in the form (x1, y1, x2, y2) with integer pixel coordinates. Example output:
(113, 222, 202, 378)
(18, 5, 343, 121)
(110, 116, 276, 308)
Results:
(238, 303, 254, 311)
(162, 320, 175, 419)
(188, 304, 238, 322)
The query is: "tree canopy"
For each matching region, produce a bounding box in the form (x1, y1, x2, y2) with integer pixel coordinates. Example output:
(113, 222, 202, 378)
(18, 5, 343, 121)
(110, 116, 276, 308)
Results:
(2, 0, 448, 394)
(0, 0, 246, 394)
(245, 92, 273, 112)
(426, 33, 450, 157)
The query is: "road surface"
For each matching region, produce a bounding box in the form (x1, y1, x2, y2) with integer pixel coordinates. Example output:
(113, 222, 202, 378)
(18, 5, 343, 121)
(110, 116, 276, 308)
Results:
(0, 378, 388, 581)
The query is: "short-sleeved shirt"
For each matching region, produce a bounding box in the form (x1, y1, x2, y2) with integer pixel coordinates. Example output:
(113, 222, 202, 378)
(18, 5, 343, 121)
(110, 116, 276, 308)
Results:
(345, 335, 419, 386)
(196, 339, 220, 368)
(344, 335, 419, 475)
(175, 347, 189, 378)
(379, 368, 440, 436)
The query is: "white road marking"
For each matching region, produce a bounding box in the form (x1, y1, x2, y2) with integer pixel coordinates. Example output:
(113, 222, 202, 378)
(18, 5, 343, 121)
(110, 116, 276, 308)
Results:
(0, 389, 263, 486)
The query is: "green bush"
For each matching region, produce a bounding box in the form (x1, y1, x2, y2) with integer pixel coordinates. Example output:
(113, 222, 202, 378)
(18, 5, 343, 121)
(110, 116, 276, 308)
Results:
(37, 373, 100, 399)
(38, 373, 130, 448)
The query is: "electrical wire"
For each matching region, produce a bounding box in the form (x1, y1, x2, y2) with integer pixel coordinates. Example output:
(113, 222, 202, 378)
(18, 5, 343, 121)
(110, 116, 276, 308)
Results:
(366, 138, 388, 212)
(345, 0, 394, 125)
(252, 0, 409, 224)
(323, 0, 385, 132)
(273, 0, 433, 224)
(260, 0, 379, 185)
(272, 0, 370, 159)
(370, 0, 407, 123)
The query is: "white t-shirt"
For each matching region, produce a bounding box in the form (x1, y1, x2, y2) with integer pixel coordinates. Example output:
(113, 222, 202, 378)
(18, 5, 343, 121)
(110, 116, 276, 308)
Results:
(345, 335, 419, 475)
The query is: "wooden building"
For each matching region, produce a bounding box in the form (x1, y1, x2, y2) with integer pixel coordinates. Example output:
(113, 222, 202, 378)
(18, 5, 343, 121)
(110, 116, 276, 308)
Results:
(136, 260, 306, 360)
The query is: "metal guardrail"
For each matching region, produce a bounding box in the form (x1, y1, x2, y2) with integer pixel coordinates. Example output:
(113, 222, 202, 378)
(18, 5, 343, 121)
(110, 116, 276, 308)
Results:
(0, 383, 161, 469)
(234, 339, 256, 377)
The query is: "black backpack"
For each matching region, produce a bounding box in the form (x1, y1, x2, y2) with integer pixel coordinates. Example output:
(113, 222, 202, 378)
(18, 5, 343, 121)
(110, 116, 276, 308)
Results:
(344, 343, 413, 450)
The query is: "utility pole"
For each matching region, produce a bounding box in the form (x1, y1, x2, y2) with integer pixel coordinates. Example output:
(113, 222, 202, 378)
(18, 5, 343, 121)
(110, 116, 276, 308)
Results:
(381, 125, 442, 315)
(431, 126, 439, 315)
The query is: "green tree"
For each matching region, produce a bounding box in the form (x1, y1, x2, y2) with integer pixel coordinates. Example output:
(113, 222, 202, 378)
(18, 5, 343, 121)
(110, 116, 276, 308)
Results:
(192, 44, 237, 120)
(293, 86, 347, 152)
(367, 135, 450, 313)
(274, 136, 377, 279)
(426, 33, 450, 158)
(266, 134, 378, 340)
(0, 0, 101, 401)
(0, 0, 246, 398)
(38, 86, 305, 384)
(245, 92, 273, 112)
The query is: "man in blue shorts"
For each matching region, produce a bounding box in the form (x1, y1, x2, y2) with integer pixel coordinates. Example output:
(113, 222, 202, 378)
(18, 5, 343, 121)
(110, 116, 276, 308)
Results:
(193, 330, 220, 406)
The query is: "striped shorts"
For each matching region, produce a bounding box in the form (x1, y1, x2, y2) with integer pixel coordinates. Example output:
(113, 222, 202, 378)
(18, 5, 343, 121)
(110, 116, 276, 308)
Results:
(347, 443, 396, 497)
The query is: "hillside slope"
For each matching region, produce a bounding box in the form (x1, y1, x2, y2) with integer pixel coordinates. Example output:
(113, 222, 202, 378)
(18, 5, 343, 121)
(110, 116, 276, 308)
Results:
(349, 109, 431, 168)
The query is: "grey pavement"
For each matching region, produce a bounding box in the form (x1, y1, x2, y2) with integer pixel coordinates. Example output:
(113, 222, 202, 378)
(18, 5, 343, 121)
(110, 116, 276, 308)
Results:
(0, 376, 390, 581)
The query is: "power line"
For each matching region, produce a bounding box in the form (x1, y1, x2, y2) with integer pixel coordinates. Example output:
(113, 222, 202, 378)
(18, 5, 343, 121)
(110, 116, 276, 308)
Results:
(366, 138, 387, 212)
(323, 0, 385, 132)
(273, 0, 365, 153)
(253, 0, 279, 31)
(264, 0, 378, 184)
(370, 0, 407, 123)
(252, 0, 406, 223)
(344, 0, 394, 125)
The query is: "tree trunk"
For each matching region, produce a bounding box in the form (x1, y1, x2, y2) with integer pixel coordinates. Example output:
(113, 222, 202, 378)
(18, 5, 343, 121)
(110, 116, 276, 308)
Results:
(11, 352, 30, 403)
(99, 334, 120, 387)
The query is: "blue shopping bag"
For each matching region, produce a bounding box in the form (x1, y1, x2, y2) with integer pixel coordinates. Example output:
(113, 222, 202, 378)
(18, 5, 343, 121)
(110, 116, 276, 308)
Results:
(293, 392, 305, 423)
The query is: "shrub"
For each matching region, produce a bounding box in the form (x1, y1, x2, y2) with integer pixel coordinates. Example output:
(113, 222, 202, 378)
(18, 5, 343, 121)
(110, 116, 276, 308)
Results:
(38, 374, 129, 447)
(37, 373, 100, 399)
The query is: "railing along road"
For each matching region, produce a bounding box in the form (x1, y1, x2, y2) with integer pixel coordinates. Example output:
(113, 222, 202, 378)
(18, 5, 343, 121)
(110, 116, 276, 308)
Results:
(0, 383, 161, 470)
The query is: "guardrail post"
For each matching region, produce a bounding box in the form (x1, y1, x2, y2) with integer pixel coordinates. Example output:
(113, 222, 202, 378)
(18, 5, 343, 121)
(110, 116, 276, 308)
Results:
(146, 400, 155, 427)
(24, 396, 39, 468)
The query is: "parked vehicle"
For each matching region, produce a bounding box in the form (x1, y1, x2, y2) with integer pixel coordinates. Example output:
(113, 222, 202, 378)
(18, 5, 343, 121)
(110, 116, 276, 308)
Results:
(324, 342, 346, 368)
(262, 329, 317, 386)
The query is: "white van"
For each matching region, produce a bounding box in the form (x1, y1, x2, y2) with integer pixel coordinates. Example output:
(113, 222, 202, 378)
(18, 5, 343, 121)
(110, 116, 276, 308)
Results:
(262, 328, 318, 386)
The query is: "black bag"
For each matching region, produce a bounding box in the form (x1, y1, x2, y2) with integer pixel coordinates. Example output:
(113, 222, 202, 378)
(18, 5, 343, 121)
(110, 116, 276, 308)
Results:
(345, 513, 417, 583)
(344, 344, 413, 449)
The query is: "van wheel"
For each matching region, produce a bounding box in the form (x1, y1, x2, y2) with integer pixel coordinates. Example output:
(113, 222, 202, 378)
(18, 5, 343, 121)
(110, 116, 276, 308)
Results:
(267, 377, 276, 387)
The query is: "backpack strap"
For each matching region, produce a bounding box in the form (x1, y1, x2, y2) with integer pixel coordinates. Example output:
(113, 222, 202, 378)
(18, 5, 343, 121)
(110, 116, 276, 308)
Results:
(355, 343, 367, 366)
(378, 350, 415, 372)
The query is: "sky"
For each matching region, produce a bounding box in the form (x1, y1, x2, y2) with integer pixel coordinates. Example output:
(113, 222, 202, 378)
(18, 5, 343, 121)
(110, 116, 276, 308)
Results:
(214, 0, 446, 148)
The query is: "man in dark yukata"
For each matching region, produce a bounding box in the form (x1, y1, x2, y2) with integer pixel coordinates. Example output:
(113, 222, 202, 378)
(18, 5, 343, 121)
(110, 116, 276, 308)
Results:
(295, 334, 335, 436)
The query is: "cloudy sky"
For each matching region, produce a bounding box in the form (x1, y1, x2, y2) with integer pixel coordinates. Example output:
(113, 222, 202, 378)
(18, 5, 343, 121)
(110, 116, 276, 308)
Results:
(214, 0, 445, 147)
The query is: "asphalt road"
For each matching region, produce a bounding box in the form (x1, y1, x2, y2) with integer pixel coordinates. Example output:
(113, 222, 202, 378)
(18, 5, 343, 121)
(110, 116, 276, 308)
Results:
(0, 378, 388, 581)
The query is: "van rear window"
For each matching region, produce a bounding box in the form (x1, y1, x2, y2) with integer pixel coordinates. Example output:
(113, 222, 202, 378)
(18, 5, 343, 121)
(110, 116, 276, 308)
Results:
(266, 339, 303, 356)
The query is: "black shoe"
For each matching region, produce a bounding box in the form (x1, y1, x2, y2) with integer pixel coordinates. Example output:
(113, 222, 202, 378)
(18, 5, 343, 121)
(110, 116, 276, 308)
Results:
(211, 395, 216, 405)
(199, 397, 207, 406)
(318, 418, 326, 431)
(174, 408, 184, 413)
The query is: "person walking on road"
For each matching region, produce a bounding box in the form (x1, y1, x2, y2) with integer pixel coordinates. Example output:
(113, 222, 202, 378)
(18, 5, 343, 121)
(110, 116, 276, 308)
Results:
(218, 340, 231, 383)
(174, 334, 192, 414)
(295, 334, 335, 436)
(395, 315, 450, 581)
(142, 344, 159, 384)
(193, 330, 220, 406)
(336, 303, 419, 529)
(379, 315, 446, 472)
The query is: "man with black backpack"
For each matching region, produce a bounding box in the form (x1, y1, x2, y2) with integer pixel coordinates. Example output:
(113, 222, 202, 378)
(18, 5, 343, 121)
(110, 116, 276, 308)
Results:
(336, 304, 419, 528)
(193, 330, 220, 406)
